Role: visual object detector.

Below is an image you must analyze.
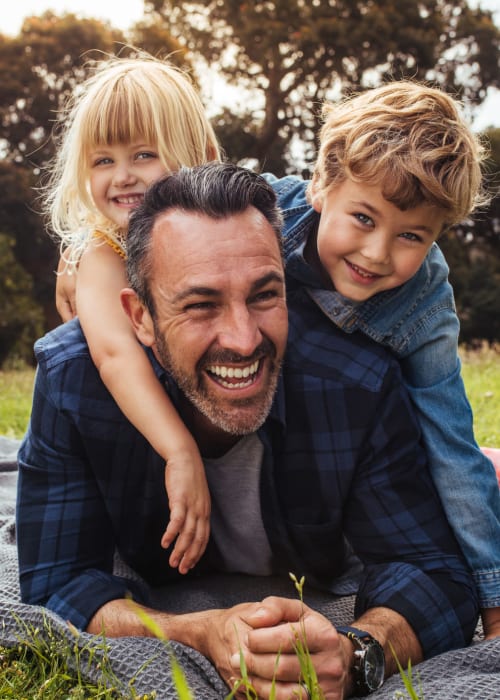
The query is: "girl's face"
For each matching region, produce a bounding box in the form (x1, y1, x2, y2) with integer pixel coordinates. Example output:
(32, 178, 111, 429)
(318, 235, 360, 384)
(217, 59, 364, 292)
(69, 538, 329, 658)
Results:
(89, 142, 167, 229)
(308, 177, 446, 301)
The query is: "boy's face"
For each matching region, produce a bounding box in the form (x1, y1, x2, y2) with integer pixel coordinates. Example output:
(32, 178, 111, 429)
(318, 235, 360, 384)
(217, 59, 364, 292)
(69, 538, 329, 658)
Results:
(309, 177, 446, 302)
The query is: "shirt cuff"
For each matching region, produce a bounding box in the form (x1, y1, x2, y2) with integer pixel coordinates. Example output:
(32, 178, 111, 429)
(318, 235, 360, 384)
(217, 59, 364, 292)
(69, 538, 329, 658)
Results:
(355, 560, 479, 658)
(45, 569, 150, 630)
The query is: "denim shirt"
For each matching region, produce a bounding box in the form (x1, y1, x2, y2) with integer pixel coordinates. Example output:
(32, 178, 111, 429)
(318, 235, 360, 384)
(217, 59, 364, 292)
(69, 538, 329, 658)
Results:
(266, 173, 500, 607)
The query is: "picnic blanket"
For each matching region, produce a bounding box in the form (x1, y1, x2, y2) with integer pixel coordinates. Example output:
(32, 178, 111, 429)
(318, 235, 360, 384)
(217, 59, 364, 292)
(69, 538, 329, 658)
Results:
(1, 436, 499, 699)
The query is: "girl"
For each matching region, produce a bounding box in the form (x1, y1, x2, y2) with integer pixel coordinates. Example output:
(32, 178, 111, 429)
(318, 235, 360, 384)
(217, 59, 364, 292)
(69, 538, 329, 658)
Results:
(45, 52, 220, 574)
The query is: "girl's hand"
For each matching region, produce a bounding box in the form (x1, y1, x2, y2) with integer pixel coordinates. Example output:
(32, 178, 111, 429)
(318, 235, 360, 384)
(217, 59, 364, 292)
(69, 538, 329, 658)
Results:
(161, 447, 211, 574)
(56, 254, 78, 321)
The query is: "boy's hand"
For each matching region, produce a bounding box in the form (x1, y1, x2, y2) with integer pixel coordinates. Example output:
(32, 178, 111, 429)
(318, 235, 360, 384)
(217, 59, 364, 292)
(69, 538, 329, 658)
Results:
(161, 450, 211, 574)
(482, 607, 500, 639)
(56, 254, 78, 321)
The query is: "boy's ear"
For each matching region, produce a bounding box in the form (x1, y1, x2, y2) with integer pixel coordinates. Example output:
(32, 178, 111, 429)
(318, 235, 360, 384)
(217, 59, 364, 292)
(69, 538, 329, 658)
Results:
(120, 288, 155, 347)
(310, 173, 324, 212)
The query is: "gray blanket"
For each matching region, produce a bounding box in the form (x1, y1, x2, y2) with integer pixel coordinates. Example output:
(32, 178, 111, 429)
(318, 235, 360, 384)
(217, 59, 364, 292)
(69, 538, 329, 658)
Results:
(1, 436, 499, 699)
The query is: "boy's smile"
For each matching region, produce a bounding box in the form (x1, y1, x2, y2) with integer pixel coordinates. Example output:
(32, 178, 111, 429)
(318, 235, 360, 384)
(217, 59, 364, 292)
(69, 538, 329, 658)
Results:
(308, 178, 446, 302)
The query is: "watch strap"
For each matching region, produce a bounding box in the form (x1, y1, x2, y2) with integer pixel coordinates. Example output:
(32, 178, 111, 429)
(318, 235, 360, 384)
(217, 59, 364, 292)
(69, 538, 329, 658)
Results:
(337, 625, 372, 641)
(337, 625, 385, 696)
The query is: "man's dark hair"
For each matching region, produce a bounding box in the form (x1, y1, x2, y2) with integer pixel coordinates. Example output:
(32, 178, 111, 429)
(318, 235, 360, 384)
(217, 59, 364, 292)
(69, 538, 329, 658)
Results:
(127, 162, 284, 315)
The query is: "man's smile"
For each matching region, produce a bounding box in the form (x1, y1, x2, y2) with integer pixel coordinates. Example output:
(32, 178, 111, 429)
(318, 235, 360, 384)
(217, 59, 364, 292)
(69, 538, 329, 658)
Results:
(206, 359, 261, 389)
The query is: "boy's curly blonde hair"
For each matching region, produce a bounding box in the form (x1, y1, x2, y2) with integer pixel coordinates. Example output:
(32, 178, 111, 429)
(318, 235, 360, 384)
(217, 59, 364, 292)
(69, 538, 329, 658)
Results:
(312, 80, 489, 229)
(44, 51, 220, 263)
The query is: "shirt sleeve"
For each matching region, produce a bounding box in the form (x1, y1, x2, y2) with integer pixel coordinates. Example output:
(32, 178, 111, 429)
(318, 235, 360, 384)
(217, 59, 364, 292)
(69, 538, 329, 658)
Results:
(343, 363, 479, 658)
(16, 352, 148, 630)
(407, 363, 500, 608)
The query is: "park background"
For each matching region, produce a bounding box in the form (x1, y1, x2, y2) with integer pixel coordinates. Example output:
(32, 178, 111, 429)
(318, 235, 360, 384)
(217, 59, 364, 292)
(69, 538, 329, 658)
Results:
(0, 0, 499, 443)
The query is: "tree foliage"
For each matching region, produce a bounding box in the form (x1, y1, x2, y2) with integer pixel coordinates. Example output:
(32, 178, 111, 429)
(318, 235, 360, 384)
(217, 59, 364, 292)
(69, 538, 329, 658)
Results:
(0, 11, 190, 171)
(0, 12, 126, 169)
(0, 233, 44, 366)
(440, 126, 500, 344)
(0, 4, 499, 358)
(145, 0, 500, 170)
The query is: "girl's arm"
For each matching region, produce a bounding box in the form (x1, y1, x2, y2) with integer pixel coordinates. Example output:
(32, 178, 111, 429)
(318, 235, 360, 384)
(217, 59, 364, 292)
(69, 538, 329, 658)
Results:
(56, 252, 77, 321)
(76, 240, 210, 573)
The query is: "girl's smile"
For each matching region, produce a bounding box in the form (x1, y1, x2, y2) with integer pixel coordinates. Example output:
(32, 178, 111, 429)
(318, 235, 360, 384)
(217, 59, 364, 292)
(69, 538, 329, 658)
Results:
(89, 142, 166, 229)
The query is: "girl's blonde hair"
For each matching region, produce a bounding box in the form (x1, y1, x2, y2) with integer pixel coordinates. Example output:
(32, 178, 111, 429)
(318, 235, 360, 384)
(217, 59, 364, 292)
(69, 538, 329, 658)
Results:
(44, 51, 220, 262)
(312, 80, 489, 229)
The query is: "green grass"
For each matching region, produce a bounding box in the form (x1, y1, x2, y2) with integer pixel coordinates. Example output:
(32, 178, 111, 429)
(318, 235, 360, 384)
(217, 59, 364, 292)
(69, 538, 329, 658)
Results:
(0, 614, 157, 699)
(459, 344, 500, 446)
(0, 366, 35, 439)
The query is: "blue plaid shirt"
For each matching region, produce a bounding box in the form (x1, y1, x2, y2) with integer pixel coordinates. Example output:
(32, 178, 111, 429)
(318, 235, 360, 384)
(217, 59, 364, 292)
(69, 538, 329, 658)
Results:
(17, 288, 478, 658)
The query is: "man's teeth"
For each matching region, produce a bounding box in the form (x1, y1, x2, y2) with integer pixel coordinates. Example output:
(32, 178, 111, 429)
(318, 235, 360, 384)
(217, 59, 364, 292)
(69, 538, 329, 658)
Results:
(208, 360, 259, 387)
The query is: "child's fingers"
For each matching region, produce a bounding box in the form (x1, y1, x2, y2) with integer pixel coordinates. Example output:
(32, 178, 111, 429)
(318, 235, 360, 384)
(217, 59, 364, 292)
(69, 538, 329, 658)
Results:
(160, 503, 186, 550)
(170, 514, 210, 574)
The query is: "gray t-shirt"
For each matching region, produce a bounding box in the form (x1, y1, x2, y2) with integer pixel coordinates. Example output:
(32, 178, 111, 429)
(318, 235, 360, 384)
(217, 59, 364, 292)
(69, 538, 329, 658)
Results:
(204, 433, 273, 575)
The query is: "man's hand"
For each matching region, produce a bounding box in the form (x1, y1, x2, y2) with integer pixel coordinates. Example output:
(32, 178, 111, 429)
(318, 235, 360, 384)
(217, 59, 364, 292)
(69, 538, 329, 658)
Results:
(89, 597, 350, 699)
(228, 596, 351, 699)
(55, 254, 77, 321)
(88, 597, 421, 700)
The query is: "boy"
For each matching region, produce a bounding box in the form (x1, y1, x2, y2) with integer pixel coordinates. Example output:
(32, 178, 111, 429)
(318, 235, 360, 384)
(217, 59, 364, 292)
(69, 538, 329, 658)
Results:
(266, 80, 500, 638)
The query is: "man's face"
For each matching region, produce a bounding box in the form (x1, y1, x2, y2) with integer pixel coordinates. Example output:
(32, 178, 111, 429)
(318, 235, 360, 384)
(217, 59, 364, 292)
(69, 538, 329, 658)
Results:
(145, 207, 287, 440)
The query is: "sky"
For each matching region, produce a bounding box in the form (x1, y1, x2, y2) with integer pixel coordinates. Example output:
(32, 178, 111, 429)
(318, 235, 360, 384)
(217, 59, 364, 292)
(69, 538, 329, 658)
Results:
(1, 0, 499, 130)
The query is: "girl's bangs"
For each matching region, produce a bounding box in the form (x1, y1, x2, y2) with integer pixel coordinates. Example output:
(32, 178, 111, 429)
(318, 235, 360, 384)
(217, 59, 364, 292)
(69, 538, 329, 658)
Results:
(84, 86, 155, 148)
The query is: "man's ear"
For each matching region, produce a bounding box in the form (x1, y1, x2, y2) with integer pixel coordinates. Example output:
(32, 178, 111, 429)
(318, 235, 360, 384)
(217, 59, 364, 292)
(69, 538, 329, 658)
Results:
(120, 288, 155, 347)
(310, 173, 324, 213)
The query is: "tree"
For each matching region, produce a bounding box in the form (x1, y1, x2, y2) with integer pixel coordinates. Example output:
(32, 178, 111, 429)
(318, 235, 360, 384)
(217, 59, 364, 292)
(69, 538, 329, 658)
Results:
(0, 12, 127, 170)
(145, 0, 500, 172)
(0, 11, 191, 172)
(0, 233, 44, 367)
(439, 127, 500, 344)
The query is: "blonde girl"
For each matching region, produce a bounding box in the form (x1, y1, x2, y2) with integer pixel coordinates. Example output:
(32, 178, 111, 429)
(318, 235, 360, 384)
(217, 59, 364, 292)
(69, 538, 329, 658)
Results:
(46, 52, 220, 574)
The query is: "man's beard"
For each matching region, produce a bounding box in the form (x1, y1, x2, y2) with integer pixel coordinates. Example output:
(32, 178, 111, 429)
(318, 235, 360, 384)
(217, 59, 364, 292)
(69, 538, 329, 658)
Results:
(154, 327, 281, 436)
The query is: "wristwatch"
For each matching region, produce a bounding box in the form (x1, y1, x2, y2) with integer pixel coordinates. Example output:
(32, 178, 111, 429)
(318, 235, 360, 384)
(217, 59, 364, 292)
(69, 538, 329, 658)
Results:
(337, 625, 385, 696)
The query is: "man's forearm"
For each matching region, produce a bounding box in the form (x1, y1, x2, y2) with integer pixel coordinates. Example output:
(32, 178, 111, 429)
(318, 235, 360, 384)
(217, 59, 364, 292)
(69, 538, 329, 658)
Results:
(87, 598, 214, 658)
(354, 606, 423, 677)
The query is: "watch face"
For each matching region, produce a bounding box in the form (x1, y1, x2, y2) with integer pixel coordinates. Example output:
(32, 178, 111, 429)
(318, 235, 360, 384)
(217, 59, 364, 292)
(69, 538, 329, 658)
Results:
(363, 644, 385, 690)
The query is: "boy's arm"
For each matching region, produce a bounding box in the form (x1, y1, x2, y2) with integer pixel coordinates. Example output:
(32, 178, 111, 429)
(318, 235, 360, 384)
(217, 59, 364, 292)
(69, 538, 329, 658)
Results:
(396, 254, 500, 635)
(76, 242, 210, 572)
(360, 246, 499, 637)
(407, 364, 500, 638)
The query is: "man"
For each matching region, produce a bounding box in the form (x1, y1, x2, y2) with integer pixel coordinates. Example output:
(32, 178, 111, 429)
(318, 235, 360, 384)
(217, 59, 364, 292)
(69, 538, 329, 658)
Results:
(17, 163, 477, 699)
